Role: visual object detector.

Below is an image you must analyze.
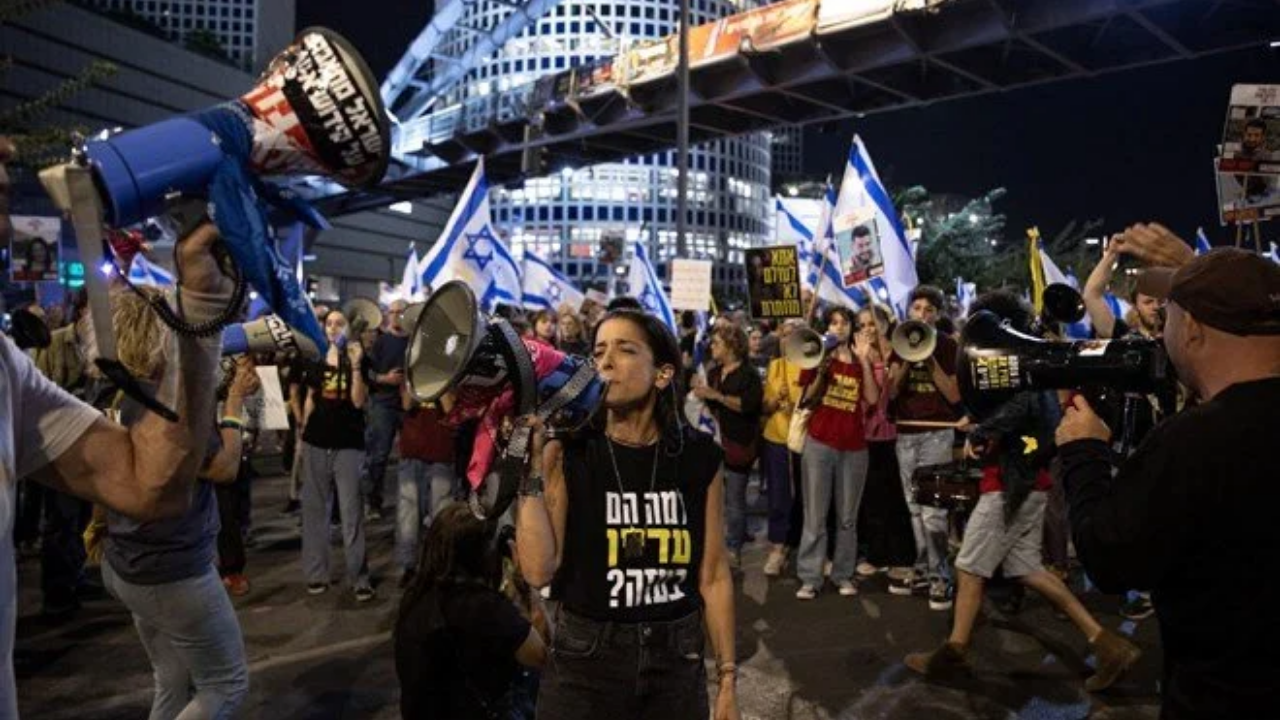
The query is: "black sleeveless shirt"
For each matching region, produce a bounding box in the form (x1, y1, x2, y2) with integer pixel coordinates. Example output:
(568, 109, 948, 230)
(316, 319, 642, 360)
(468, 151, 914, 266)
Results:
(553, 429, 722, 622)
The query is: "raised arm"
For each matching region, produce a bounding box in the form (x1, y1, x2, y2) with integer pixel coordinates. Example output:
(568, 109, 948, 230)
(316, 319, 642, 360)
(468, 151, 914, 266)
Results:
(30, 223, 231, 520)
(1083, 242, 1120, 339)
(516, 429, 568, 589)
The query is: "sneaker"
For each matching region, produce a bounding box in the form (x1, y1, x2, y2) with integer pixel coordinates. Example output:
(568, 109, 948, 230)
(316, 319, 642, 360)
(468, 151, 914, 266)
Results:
(912, 574, 931, 596)
(1086, 629, 1142, 692)
(904, 642, 971, 678)
(223, 574, 250, 597)
(306, 582, 328, 596)
(928, 580, 955, 611)
(763, 548, 788, 577)
(1119, 594, 1154, 621)
(354, 585, 376, 603)
(855, 561, 879, 578)
(888, 572, 916, 596)
(837, 580, 858, 597)
(795, 584, 818, 600)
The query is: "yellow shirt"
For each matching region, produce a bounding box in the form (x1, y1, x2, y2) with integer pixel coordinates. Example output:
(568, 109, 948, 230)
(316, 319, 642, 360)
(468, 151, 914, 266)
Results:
(762, 357, 803, 445)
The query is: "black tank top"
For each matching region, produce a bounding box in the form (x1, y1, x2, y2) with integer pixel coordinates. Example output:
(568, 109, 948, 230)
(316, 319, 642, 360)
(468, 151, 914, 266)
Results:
(553, 428, 722, 622)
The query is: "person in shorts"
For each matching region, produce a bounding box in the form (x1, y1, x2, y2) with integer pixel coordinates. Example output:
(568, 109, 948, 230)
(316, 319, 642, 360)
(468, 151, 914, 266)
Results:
(903, 291, 1140, 694)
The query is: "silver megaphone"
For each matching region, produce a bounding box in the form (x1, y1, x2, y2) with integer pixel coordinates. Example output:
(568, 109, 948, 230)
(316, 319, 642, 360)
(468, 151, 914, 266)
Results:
(783, 328, 840, 370)
(891, 320, 937, 363)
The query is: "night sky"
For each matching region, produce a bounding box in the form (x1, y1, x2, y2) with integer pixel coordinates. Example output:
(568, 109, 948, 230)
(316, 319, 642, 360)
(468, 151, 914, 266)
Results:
(297, 2, 1277, 249)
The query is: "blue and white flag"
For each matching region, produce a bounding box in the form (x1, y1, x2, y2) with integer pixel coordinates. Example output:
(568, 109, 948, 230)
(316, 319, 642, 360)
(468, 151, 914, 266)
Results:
(1037, 242, 1091, 339)
(683, 310, 720, 442)
(522, 251, 585, 312)
(417, 157, 522, 312)
(955, 277, 976, 317)
(628, 241, 677, 333)
(127, 254, 174, 288)
(1194, 227, 1212, 256)
(398, 244, 423, 302)
(833, 136, 918, 318)
(774, 197, 821, 291)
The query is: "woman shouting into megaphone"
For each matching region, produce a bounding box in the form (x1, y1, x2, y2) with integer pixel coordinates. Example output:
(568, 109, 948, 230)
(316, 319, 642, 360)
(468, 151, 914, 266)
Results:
(515, 308, 740, 720)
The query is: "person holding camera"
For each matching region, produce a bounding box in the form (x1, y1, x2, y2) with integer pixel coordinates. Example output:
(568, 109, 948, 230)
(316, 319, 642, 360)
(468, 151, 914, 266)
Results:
(515, 308, 739, 720)
(904, 291, 1140, 692)
(1057, 236, 1280, 719)
(395, 504, 547, 719)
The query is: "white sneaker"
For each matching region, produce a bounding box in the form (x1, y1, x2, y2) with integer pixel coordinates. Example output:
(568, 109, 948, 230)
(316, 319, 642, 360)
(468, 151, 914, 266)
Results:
(856, 561, 879, 578)
(763, 548, 788, 577)
(795, 584, 818, 600)
(837, 580, 858, 596)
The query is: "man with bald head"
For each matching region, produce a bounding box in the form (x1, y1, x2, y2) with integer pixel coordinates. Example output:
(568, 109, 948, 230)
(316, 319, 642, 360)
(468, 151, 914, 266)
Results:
(361, 299, 410, 519)
(1057, 225, 1280, 719)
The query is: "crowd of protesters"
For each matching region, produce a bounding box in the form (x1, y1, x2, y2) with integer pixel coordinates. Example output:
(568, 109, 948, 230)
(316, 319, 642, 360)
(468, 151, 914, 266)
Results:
(5, 217, 1278, 720)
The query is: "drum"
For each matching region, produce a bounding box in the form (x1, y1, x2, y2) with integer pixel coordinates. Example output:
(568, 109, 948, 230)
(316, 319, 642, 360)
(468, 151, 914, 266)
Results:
(910, 461, 981, 513)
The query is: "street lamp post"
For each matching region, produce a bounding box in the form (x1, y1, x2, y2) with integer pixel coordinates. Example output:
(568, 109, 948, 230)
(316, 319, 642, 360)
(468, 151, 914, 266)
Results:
(676, 0, 690, 260)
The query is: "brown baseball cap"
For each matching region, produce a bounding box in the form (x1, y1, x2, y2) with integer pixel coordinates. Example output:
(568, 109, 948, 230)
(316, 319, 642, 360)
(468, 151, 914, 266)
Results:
(1136, 248, 1280, 336)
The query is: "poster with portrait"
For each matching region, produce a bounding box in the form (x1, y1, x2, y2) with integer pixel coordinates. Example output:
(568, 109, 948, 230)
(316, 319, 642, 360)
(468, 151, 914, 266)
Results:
(1216, 84, 1280, 224)
(745, 245, 802, 319)
(832, 209, 884, 288)
(9, 216, 61, 282)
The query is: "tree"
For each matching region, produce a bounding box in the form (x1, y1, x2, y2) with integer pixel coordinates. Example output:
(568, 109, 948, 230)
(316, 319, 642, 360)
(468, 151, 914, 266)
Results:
(899, 186, 1015, 291)
(1, 1, 118, 167)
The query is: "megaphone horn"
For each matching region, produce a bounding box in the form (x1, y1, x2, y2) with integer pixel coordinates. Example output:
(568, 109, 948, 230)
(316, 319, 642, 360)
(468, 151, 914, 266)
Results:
(222, 314, 320, 359)
(891, 320, 937, 363)
(342, 297, 383, 340)
(784, 328, 836, 370)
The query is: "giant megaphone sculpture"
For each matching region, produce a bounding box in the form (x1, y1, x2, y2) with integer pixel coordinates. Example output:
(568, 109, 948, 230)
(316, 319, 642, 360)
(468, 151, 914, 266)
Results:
(958, 292, 1176, 435)
(38, 28, 389, 420)
(406, 281, 606, 518)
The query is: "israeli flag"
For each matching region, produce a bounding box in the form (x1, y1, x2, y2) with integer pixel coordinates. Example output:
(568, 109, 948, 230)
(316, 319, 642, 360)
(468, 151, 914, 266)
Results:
(628, 241, 677, 333)
(127, 254, 174, 288)
(955, 277, 976, 317)
(417, 157, 522, 312)
(834, 136, 918, 318)
(1038, 242, 1091, 339)
(775, 197, 820, 291)
(1194, 228, 1212, 256)
(522, 251, 585, 312)
(398, 244, 423, 302)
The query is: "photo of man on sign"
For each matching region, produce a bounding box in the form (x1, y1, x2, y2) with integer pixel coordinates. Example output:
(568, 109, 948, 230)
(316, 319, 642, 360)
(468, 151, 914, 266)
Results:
(834, 211, 884, 288)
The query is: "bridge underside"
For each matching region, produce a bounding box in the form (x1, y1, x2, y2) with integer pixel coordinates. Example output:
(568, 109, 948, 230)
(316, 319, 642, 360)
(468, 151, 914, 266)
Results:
(316, 0, 1280, 216)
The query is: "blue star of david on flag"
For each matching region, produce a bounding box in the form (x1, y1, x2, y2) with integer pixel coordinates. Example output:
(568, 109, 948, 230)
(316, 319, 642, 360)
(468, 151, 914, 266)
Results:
(545, 282, 563, 304)
(462, 225, 497, 272)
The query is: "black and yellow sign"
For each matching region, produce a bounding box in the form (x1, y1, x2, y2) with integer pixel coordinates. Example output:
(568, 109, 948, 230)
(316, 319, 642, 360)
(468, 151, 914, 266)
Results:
(746, 245, 802, 319)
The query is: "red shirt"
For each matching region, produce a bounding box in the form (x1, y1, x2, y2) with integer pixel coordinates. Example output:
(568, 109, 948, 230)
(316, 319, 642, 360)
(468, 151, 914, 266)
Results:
(799, 358, 867, 452)
(891, 332, 960, 434)
(978, 465, 1053, 494)
(400, 405, 455, 463)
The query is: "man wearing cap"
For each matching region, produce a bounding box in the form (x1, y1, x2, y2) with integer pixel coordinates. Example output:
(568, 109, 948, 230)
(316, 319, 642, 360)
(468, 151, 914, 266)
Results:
(1057, 224, 1280, 718)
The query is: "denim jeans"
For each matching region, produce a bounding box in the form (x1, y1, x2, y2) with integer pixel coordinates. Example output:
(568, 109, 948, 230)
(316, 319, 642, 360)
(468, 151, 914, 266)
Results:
(536, 609, 708, 720)
(395, 459, 456, 571)
(760, 440, 800, 545)
(895, 429, 955, 584)
(798, 437, 869, 588)
(301, 444, 370, 589)
(102, 562, 249, 720)
(362, 402, 402, 509)
(723, 469, 750, 552)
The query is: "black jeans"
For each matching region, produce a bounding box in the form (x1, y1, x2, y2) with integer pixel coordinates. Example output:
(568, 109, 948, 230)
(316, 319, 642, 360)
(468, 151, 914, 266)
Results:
(216, 459, 251, 575)
(536, 608, 709, 720)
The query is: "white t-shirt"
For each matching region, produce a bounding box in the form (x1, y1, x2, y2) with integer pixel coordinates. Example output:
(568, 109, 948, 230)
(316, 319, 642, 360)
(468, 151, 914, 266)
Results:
(0, 334, 101, 719)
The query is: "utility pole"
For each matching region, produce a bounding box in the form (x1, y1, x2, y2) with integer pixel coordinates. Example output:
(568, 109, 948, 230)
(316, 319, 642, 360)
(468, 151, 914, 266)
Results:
(675, 0, 690, 259)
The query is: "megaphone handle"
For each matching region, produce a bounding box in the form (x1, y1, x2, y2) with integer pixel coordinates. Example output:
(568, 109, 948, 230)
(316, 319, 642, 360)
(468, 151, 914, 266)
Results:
(95, 358, 179, 422)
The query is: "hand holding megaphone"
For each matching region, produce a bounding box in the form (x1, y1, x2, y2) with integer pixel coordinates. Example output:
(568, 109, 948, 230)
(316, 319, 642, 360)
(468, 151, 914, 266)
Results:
(1055, 394, 1113, 447)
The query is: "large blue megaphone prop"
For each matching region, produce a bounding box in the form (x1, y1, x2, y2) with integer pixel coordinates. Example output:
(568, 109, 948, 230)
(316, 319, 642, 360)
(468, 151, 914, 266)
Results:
(38, 28, 389, 420)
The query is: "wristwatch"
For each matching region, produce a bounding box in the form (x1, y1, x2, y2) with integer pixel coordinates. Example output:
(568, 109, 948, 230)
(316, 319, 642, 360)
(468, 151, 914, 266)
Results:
(519, 473, 545, 498)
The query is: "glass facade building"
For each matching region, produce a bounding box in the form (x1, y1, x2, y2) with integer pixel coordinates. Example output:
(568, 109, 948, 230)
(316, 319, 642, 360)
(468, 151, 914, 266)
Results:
(89, 0, 295, 72)
(440, 0, 773, 296)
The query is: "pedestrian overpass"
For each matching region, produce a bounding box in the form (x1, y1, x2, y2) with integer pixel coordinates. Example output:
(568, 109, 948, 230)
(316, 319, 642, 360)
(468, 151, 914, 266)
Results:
(309, 0, 1279, 217)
